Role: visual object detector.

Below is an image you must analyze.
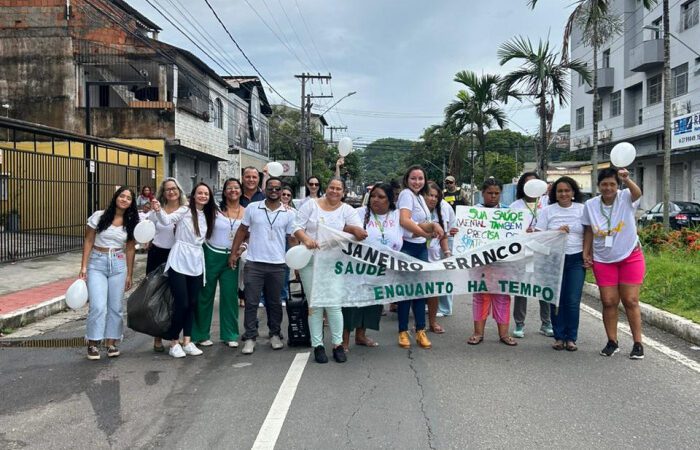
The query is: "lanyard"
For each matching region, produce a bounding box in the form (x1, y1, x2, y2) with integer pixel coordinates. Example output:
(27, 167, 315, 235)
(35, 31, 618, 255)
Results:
(371, 212, 386, 240)
(414, 193, 430, 221)
(524, 199, 540, 219)
(599, 197, 615, 235)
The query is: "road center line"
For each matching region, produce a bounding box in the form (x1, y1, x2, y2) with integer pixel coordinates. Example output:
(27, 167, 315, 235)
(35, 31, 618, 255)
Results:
(580, 303, 700, 374)
(252, 352, 310, 450)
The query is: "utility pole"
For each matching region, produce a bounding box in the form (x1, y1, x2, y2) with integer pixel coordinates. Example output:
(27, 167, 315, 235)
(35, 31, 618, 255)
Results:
(662, 0, 671, 228)
(294, 73, 331, 196)
(327, 126, 347, 143)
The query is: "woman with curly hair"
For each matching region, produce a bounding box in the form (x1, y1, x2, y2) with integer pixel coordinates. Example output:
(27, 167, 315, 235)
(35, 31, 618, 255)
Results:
(80, 186, 139, 360)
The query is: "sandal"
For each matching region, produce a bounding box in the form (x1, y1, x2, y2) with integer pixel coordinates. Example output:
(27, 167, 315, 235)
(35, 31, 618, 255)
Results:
(565, 341, 578, 352)
(499, 336, 518, 346)
(429, 324, 445, 334)
(355, 338, 379, 347)
(467, 335, 484, 345)
(552, 340, 564, 351)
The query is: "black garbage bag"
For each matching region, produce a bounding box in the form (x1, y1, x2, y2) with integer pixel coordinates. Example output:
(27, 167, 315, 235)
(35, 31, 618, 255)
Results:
(127, 263, 173, 337)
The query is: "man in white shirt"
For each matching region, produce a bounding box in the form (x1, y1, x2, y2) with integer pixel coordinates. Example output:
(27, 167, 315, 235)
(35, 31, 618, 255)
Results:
(229, 177, 296, 354)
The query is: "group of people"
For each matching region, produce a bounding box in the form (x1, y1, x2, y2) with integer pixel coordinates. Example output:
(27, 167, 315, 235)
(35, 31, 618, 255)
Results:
(79, 162, 646, 363)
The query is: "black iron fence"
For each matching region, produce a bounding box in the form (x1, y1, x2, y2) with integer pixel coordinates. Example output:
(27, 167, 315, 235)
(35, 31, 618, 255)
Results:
(0, 117, 158, 263)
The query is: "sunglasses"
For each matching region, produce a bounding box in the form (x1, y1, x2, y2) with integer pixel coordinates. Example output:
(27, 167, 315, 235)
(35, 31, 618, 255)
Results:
(445, 180, 454, 184)
(266, 186, 282, 192)
(308, 182, 319, 187)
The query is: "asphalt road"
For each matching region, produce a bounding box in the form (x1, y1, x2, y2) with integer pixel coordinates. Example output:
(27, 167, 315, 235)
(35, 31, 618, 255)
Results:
(1, 294, 698, 449)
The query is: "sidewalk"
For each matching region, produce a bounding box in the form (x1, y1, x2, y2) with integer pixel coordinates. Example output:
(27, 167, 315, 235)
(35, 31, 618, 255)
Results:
(0, 251, 146, 332)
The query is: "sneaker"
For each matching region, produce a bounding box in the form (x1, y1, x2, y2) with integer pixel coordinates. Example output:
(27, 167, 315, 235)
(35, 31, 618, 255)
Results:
(629, 342, 645, 360)
(182, 342, 203, 356)
(332, 345, 347, 363)
(242, 339, 256, 355)
(415, 329, 432, 349)
(87, 345, 100, 360)
(169, 344, 186, 358)
(227, 341, 239, 348)
(513, 324, 525, 338)
(198, 340, 213, 347)
(106, 345, 120, 358)
(540, 324, 554, 337)
(314, 345, 328, 364)
(398, 331, 411, 348)
(600, 340, 620, 357)
(259, 303, 266, 308)
(270, 335, 284, 350)
(436, 312, 445, 318)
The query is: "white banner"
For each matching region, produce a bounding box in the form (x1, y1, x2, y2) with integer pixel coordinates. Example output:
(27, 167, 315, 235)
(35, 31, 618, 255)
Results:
(309, 225, 567, 308)
(452, 206, 533, 253)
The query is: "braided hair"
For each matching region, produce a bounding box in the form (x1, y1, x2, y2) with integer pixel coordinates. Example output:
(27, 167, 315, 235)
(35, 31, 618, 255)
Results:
(426, 181, 444, 230)
(363, 183, 396, 229)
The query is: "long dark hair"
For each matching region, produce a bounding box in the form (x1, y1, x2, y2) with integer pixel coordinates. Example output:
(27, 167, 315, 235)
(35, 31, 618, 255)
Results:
(516, 171, 540, 200)
(97, 186, 139, 241)
(426, 181, 444, 229)
(304, 175, 324, 197)
(220, 178, 242, 211)
(190, 182, 217, 240)
(363, 183, 396, 229)
(549, 176, 583, 204)
(402, 165, 429, 196)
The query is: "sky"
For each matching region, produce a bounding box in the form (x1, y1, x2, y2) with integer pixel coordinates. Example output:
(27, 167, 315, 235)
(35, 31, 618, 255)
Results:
(127, 0, 576, 145)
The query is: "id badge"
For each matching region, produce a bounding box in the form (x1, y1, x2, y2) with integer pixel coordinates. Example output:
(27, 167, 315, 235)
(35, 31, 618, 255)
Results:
(604, 235, 614, 248)
(380, 237, 389, 246)
(229, 231, 236, 241)
(268, 229, 275, 240)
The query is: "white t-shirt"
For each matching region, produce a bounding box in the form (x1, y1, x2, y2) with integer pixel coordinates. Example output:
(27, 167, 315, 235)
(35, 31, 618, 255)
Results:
(581, 189, 640, 263)
(87, 210, 128, 249)
(510, 197, 546, 229)
(208, 209, 244, 250)
(156, 207, 208, 276)
(243, 200, 296, 264)
(427, 201, 454, 262)
(397, 188, 431, 244)
(147, 207, 184, 249)
(356, 207, 403, 251)
(295, 199, 361, 239)
(536, 203, 585, 255)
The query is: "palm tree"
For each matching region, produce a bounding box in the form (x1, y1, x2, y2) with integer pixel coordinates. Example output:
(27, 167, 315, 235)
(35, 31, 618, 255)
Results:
(498, 36, 590, 179)
(528, 0, 657, 190)
(445, 71, 508, 182)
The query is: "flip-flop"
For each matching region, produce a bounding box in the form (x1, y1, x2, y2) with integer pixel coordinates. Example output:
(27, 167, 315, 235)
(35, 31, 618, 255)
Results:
(355, 338, 379, 347)
(467, 335, 484, 345)
(499, 336, 518, 346)
(430, 324, 446, 334)
(552, 341, 565, 351)
(565, 342, 578, 352)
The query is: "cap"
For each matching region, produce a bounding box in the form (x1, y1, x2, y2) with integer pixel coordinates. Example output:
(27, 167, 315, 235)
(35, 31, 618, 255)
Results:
(444, 176, 456, 183)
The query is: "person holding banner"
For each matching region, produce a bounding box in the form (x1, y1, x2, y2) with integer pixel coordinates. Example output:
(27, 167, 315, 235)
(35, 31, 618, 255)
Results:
(342, 183, 401, 351)
(294, 177, 368, 364)
(582, 168, 645, 359)
(468, 178, 517, 346)
(536, 177, 585, 351)
(510, 172, 553, 339)
(397, 166, 444, 349)
(424, 182, 452, 333)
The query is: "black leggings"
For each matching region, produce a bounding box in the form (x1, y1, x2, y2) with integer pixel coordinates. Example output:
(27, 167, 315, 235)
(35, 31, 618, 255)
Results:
(146, 245, 171, 274)
(167, 269, 202, 340)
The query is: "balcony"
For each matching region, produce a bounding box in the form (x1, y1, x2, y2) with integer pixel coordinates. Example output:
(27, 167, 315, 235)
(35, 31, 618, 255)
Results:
(585, 67, 615, 94)
(629, 39, 664, 72)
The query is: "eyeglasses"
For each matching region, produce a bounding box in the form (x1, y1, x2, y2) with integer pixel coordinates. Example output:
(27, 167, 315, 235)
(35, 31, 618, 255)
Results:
(308, 183, 319, 187)
(266, 186, 282, 192)
(164, 187, 179, 192)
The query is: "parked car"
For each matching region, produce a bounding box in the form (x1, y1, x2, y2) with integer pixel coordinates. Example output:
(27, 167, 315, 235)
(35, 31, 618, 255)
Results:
(638, 201, 700, 229)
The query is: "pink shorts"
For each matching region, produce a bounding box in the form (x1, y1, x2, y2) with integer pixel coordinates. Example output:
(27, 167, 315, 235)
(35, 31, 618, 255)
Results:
(592, 248, 646, 287)
(473, 294, 511, 324)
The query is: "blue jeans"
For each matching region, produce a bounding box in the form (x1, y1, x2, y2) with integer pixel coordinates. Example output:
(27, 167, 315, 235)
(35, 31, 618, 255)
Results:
(86, 249, 127, 341)
(550, 252, 585, 342)
(398, 241, 428, 332)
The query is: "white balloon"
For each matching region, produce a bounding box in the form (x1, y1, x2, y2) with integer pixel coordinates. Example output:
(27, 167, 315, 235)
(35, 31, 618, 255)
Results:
(338, 137, 353, 157)
(268, 161, 284, 177)
(523, 179, 548, 198)
(610, 142, 636, 168)
(65, 279, 88, 310)
(134, 220, 156, 244)
(285, 245, 313, 269)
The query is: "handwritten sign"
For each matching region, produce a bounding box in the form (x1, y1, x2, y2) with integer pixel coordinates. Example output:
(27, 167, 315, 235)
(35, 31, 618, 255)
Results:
(452, 206, 532, 255)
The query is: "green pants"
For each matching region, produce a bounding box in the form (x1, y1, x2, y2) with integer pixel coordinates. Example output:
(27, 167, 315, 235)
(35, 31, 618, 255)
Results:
(192, 244, 239, 342)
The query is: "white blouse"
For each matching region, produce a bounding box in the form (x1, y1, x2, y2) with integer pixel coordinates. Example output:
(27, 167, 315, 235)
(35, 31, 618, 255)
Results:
(294, 199, 362, 239)
(208, 209, 243, 250)
(156, 207, 207, 276)
(356, 207, 403, 251)
(87, 210, 128, 249)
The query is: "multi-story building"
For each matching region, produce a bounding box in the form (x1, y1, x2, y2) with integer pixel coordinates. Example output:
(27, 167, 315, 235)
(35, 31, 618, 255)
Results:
(0, 0, 270, 193)
(569, 0, 700, 209)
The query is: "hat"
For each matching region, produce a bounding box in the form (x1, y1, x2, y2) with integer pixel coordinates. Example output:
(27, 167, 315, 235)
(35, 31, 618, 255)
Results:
(444, 176, 456, 183)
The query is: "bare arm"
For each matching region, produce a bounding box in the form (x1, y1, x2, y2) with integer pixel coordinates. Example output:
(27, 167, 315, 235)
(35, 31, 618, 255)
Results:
(125, 240, 136, 290)
(400, 209, 431, 239)
(79, 227, 96, 279)
(293, 228, 318, 249)
(583, 225, 593, 268)
(343, 224, 368, 241)
(619, 169, 642, 203)
(228, 225, 249, 268)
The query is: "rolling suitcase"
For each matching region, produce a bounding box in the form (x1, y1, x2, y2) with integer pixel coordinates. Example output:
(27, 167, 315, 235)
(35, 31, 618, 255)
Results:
(286, 279, 311, 347)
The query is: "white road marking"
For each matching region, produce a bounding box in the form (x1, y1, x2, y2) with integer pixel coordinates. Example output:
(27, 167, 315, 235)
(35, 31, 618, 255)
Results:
(580, 303, 700, 374)
(252, 352, 310, 450)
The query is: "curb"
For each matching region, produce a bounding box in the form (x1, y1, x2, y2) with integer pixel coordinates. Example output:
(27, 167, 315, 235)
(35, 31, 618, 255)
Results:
(583, 282, 700, 345)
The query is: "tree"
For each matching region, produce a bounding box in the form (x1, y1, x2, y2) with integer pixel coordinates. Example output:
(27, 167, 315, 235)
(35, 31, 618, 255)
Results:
(498, 36, 590, 179)
(359, 138, 414, 185)
(445, 71, 509, 183)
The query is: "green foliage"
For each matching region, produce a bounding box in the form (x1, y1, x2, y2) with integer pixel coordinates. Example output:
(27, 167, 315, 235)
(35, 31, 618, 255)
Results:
(640, 251, 700, 323)
(359, 138, 415, 185)
(637, 223, 700, 253)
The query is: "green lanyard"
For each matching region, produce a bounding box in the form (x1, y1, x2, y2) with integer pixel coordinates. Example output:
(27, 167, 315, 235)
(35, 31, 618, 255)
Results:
(599, 197, 615, 235)
(371, 212, 386, 241)
(525, 198, 539, 229)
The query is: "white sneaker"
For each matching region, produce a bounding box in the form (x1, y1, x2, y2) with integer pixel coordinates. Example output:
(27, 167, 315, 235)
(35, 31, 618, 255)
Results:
(270, 335, 284, 350)
(198, 340, 213, 347)
(227, 341, 239, 348)
(436, 312, 445, 318)
(242, 339, 256, 354)
(169, 344, 186, 358)
(182, 342, 203, 356)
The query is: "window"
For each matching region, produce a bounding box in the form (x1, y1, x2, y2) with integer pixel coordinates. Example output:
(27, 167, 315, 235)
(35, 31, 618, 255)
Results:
(672, 63, 688, 98)
(576, 107, 585, 129)
(602, 49, 610, 68)
(610, 91, 621, 117)
(98, 85, 109, 107)
(594, 97, 602, 122)
(651, 17, 662, 39)
(682, 0, 699, 30)
(647, 74, 662, 105)
(215, 98, 223, 129)
(638, 108, 644, 125)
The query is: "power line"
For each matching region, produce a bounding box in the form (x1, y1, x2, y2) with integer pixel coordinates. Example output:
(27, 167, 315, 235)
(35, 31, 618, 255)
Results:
(293, 0, 330, 72)
(277, 0, 317, 71)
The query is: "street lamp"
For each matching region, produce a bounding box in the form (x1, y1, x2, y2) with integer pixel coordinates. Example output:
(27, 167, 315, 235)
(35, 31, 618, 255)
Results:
(318, 91, 357, 118)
